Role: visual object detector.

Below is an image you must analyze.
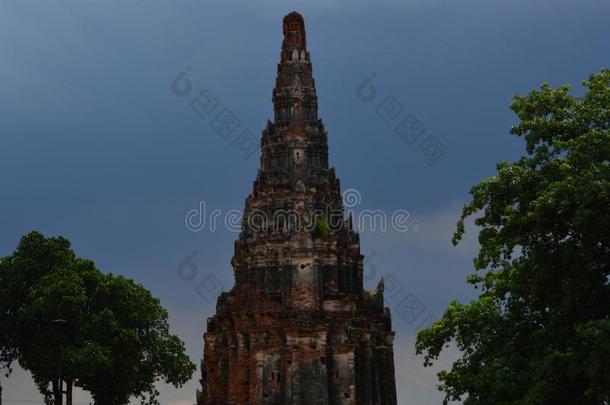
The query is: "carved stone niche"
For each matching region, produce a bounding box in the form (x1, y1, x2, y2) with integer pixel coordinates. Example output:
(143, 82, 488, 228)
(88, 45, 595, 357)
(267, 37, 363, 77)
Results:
(289, 256, 317, 309)
(292, 257, 314, 286)
(293, 148, 305, 165)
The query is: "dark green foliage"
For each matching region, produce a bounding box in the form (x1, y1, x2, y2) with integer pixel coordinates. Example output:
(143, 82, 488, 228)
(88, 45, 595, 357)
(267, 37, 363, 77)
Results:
(77, 274, 195, 405)
(312, 216, 330, 238)
(416, 69, 610, 405)
(0, 232, 77, 381)
(0, 231, 196, 405)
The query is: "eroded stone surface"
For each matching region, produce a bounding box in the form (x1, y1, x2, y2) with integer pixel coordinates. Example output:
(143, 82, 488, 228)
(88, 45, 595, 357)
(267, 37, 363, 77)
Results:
(196, 12, 397, 405)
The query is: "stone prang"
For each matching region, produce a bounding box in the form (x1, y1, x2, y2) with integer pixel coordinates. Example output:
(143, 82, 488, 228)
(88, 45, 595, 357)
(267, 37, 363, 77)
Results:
(196, 12, 398, 405)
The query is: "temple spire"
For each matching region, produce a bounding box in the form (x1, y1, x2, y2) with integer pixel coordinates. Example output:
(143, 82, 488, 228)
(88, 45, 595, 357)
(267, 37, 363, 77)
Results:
(197, 13, 397, 405)
(273, 12, 318, 126)
(282, 12, 307, 51)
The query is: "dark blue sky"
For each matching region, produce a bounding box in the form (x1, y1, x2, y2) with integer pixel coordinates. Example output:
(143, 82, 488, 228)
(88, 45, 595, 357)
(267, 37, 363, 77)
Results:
(1, 0, 608, 403)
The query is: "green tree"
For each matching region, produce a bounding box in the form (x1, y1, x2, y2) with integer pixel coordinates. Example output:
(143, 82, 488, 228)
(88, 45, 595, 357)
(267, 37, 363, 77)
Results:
(17, 258, 102, 405)
(416, 69, 610, 404)
(76, 273, 195, 405)
(0, 232, 79, 404)
(0, 232, 196, 405)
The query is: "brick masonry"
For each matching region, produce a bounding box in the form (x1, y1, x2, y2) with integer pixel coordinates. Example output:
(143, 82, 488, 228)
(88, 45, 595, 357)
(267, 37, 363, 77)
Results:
(196, 12, 398, 405)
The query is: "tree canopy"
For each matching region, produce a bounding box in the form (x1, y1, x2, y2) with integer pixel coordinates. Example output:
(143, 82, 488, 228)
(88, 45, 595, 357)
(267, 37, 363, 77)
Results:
(416, 69, 610, 404)
(0, 231, 196, 405)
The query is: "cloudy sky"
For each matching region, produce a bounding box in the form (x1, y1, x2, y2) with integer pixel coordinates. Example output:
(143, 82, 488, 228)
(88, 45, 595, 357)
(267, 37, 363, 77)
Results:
(1, 0, 608, 404)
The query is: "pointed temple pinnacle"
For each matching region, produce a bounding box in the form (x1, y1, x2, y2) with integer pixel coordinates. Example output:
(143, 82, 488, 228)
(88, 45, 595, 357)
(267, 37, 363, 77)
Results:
(195, 13, 398, 405)
(282, 11, 307, 50)
(274, 11, 318, 127)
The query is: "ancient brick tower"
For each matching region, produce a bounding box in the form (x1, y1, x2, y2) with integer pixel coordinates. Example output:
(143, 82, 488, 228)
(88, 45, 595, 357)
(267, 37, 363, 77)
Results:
(196, 12, 397, 405)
